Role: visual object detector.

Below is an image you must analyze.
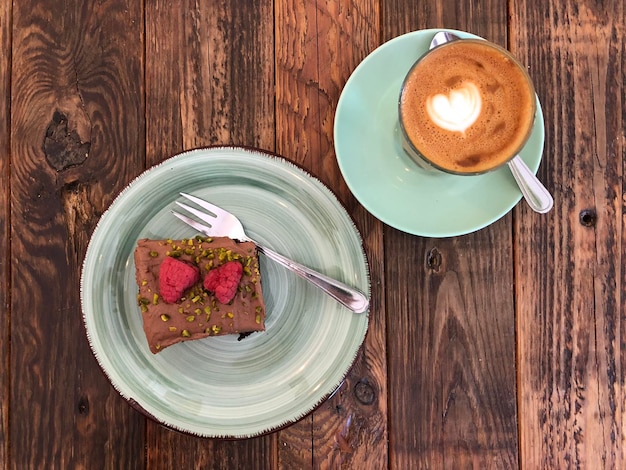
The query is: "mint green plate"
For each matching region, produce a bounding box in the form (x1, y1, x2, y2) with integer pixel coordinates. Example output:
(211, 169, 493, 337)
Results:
(334, 29, 545, 237)
(81, 147, 369, 438)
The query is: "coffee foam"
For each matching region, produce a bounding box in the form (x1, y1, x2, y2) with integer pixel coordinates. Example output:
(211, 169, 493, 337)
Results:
(400, 40, 536, 174)
(426, 82, 482, 134)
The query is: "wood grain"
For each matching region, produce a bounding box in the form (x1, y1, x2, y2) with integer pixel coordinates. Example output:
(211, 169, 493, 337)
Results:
(0, 1, 10, 468)
(386, 222, 519, 469)
(144, 2, 277, 468)
(274, 0, 387, 468)
(145, 0, 275, 165)
(382, 2, 519, 468)
(9, 1, 145, 467)
(512, 0, 625, 467)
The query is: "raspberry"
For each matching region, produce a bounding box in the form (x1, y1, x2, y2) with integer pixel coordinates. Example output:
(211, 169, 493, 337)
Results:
(159, 256, 200, 303)
(204, 261, 243, 304)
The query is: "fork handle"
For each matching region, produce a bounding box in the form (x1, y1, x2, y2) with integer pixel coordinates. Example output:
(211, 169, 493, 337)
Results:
(255, 245, 370, 314)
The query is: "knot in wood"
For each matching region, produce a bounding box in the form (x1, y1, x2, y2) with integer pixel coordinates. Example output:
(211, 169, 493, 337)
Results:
(44, 111, 90, 171)
(354, 378, 375, 405)
(77, 396, 90, 415)
(579, 209, 597, 227)
(426, 248, 442, 271)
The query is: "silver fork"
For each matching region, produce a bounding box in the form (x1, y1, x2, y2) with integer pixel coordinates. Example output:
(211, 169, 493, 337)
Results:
(171, 193, 370, 313)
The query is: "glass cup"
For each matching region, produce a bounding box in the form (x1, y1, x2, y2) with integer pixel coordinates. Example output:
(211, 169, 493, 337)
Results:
(398, 39, 536, 175)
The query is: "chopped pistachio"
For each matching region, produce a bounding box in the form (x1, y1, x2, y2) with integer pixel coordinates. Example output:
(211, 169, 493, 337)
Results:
(217, 248, 234, 262)
(152, 293, 159, 305)
(182, 329, 191, 337)
(168, 326, 177, 332)
(149, 251, 158, 258)
(186, 315, 195, 322)
(160, 314, 170, 322)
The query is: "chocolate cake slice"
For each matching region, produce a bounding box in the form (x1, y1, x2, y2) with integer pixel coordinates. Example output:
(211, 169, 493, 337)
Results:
(134, 236, 266, 353)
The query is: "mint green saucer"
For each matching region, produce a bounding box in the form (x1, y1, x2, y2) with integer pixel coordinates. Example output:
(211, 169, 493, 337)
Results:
(334, 29, 545, 237)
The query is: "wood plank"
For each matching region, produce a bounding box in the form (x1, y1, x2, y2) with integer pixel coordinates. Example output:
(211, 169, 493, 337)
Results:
(145, 0, 275, 165)
(382, 0, 507, 43)
(512, 0, 625, 467)
(274, 0, 387, 468)
(9, 1, 145, 467)
(0, 1, 11, 468)
(381, 2, 519, 468)
(144, 2, 277, 468)
(386, 222, 519, 468)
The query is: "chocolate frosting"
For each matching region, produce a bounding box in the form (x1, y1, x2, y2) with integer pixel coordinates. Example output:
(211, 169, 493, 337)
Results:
(134, 237, 266, 353)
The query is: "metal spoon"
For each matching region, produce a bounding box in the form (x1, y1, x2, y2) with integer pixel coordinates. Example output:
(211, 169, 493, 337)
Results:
(428, 31, 554, 213)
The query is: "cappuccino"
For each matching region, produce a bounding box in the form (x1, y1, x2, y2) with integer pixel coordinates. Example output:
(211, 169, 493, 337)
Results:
(399, 39, 536, 174)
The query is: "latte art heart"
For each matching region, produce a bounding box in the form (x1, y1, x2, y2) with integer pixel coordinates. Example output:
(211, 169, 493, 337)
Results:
(426, 82, 482, 134)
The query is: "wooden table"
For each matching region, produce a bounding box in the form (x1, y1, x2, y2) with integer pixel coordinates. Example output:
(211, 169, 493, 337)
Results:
(1, 0, 623, 468)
